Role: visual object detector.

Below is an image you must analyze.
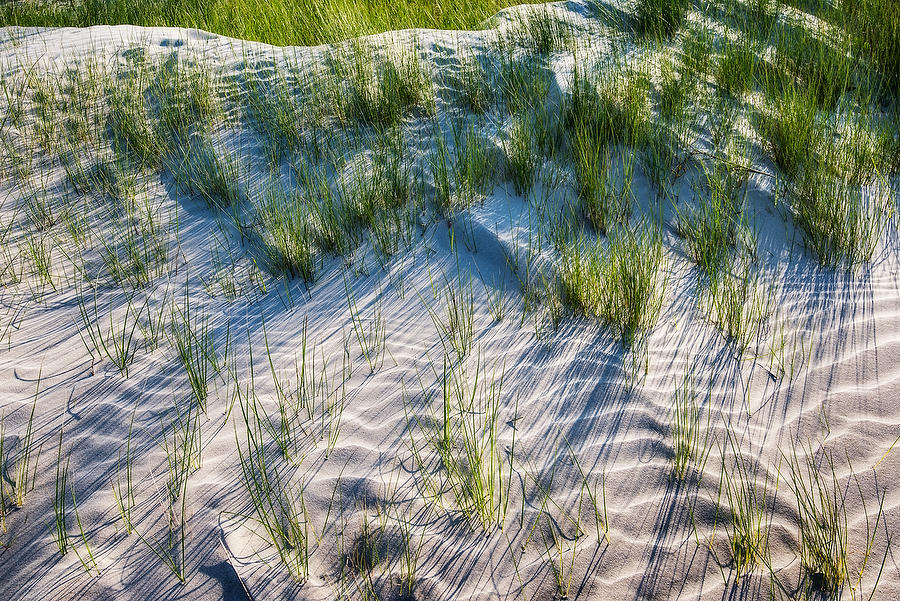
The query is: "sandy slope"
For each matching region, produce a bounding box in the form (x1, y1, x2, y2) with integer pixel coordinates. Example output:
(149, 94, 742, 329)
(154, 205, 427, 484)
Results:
(0, 2, 898, 600)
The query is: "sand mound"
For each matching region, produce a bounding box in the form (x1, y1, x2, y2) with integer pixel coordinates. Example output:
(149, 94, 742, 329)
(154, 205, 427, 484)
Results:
(0, 2, 897, 599)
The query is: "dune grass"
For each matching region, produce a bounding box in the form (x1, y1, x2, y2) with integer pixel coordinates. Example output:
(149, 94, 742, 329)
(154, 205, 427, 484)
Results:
(671, 366, 712, 481)
(328, 42, 434, 128)
(782, 444, 889, 597)
(560, 225, 665, 348)
(633, 0, 690, 39)
(0, 1, 897, 597)
(0, 0, 549, 47)
(256, 184, 318, 281)
(406, 350, 514, 531)
(676, 163, 746, 281)
(840, 0, 900, 101)
(717, 433, 770, 581)
(237, 387, 311, 582)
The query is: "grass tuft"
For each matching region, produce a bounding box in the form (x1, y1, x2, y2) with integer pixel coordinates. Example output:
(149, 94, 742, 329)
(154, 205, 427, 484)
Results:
(560, 225, 665, 348)
(331, 42, 433, 128)
(633, 0, 690, 39)
(256, 185, 317, 281)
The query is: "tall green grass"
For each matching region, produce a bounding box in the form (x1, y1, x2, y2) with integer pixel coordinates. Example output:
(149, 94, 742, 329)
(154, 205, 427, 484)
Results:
(329, 42, 434, 128)
(0, 0, 548, 46)
(760, 81, 891, 268)
(560, 226, 665, 348)
(676, 163, 746, 280)
(839, 0, 900, 100)
(633, 0, 690, 39)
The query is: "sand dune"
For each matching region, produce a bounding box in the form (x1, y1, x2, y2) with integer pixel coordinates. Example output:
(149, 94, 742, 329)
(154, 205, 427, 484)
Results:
(0, 2, 898, 600)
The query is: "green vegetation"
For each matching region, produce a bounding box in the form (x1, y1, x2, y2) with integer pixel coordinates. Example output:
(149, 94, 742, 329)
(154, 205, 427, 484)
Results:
(560, 226, 665, 348)
(0, 1, 897, 598)
(633, 0, 690, 39)
(719, 434, 770, 580)
(0, 0, 547, 46)
(676, 163, 746, 280)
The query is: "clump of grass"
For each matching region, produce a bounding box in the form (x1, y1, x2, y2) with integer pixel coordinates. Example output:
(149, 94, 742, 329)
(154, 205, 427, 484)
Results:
(12, 383, 39, 508)
(538, 500, 582, 599)
(676, 163, 746, 279)
(619, 72, 652, 148)
(566, 65, 650, 149)
(133, 398, 199, 583)
(23, 189, 56, 232)
(430, 132, 452, 214)
(875, 115, 900, 178)
(507, 6, 570, 56)
(782, 444, 887, 596)
(572, 130, 634, 233)
(716, 37, 756, 97)
(499, 54, 550, 115)
(169, 135, 240, 210)
(758, 83, 820, 180)
(786, 159, 888, 268)
(456, 52, 494, 114)
(51, 428, 99, 574)
(658, 55, 694, 125)
(347, 126, 412, 224)
(245, 70, 303, 162)
(738, 0, 780, 44)
(641, 128, 682, 197)
(429, 124, 495, 213)
(682, 25, 714, 79)
(51, 429, 70, 556)
(256, 184, 317, 281)
(77, 289, 144, 376)
(559, 236, 604, 318)
(718, 434, 770, 581)
(761, 78, 891, 268)
(773, 22, 853, 110)
(108, 80, 163, 167)
(169, 293, 219, 413)
(426, 276, 475, 361)
(332, 42, 433, 128)
(602, 226, 666, 347)
(237, 391, 311, 582)
(24, 234, 55, 292)
(98, 204, 169, 290)
(152, 54, 219, 141)
(298, 168, 356, 258)
(338, 128, 419, 263)
(633, 0, 690, 39)
(560, 226, 665, 347)
(406, 351, 513, 530)
(162, 398, 203, 506)
(529, 105, 562, 159)
(671, 366, 711, 481)
(64, 154, 136, 204)
(505, 114, 539, 197)
(452, 123, 495, 207)
(68, 475, 100, 575)
(259, 321, 348, 461)
(431, 123, 496, 216)
(839, 111, 893, 185)
(703, 256, 770, 354)
(112, 410, 137, 534)
(841, 0, 900, 101)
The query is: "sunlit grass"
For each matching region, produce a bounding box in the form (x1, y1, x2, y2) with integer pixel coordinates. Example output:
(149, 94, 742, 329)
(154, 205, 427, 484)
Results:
(0, 0, 550, 46)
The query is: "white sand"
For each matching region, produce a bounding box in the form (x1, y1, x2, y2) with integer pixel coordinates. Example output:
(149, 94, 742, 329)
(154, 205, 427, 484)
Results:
(0, 2, 898, 599)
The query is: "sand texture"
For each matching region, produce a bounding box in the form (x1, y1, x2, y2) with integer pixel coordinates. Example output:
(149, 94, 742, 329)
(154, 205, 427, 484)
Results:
(0, 2, 898, 600)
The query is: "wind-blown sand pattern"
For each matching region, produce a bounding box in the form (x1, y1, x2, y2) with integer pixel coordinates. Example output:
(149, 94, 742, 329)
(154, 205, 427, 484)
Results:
(0, 2, 898, 600)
